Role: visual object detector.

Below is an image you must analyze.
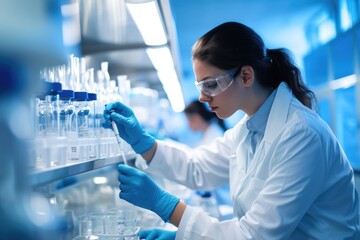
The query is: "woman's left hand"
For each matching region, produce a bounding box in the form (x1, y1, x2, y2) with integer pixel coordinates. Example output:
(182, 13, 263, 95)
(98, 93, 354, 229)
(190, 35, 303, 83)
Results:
(118, 164, 179, 222)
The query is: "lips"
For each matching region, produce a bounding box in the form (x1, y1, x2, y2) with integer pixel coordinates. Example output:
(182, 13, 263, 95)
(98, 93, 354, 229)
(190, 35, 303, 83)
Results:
(210, 106, 218, 111)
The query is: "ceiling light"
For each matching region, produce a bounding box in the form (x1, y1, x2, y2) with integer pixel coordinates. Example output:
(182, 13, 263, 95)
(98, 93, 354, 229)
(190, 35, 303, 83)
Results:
(126, 0, 184, 112)
(157, 69, 185, 112)
(93, 176, 108, 184)
(126, 0, 167, 46)
(146, 46, 185, 112)
(146, 47, 174, 71)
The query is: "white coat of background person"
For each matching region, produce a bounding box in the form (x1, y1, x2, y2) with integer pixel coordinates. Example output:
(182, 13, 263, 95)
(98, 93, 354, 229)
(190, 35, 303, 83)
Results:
(103, 22, 360, 239)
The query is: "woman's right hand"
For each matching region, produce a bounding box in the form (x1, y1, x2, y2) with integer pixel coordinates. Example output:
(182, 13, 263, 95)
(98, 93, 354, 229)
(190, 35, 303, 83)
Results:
(103, 101, 155, 154)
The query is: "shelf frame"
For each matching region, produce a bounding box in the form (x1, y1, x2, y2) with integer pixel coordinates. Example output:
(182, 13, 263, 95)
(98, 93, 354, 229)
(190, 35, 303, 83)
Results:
(29, 153, 136, 187)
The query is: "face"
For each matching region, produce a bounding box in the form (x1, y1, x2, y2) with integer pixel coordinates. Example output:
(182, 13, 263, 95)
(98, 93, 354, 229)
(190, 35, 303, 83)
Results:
(185, 114, 201, 132)
(193, 59, 245, 119)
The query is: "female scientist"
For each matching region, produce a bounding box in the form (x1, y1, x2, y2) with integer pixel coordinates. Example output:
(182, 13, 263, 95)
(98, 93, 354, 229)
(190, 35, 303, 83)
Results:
(103, 22, 360, 239)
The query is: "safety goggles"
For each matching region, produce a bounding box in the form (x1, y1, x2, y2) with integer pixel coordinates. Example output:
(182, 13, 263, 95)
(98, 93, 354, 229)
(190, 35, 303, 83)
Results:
(195, 66, 240, 97)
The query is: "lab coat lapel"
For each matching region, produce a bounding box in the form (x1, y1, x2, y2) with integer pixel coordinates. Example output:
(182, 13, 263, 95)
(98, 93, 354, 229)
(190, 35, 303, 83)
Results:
(262, 82, 292, 148)
(248, 82, 292, 170)
(246, 82, 292, 174)
(233, 82, 292, 217)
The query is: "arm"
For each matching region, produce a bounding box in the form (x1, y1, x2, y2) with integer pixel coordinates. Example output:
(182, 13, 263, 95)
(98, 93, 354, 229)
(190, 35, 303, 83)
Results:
(143, 130, 238, 190)
(140, 140, 157, 162)
(104, 101, 237, 190)
(169, 201, 187, 227)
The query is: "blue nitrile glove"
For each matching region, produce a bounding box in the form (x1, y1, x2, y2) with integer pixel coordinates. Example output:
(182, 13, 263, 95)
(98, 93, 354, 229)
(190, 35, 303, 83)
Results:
(118, 164, 180, 222)
(103, 101, 155, 154)
(139, 229, 176, 240)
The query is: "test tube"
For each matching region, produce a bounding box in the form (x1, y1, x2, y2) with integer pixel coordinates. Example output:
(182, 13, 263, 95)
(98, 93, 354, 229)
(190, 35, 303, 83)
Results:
(109, 110, 127, 165)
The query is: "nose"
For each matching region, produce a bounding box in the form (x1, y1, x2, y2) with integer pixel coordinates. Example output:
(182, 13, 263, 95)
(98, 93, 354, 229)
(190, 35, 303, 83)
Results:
(198, 92, 211, 103)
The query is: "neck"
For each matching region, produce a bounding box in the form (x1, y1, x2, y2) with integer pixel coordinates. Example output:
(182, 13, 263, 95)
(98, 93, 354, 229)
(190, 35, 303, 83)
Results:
(245, 87, 273, 116)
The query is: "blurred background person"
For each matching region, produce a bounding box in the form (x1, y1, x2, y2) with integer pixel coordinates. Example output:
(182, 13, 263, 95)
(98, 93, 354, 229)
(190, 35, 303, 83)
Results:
(184, 99, 227, 146)
(184, 100, 232, 219)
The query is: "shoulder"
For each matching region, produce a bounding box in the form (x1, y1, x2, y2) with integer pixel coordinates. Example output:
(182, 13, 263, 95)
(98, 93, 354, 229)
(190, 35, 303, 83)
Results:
(280, 98, 337, 152)
(288, 99, 330, 133)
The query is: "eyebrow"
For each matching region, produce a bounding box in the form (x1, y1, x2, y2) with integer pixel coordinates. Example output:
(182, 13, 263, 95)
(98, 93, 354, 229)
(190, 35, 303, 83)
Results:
(198, 68, 236, 82)
(202, 76, 214, 81)
(196, 75, 213, 83)
(200, 72, 224, 82)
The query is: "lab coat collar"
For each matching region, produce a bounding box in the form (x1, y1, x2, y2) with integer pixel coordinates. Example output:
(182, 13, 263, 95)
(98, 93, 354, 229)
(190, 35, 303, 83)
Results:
(238, 81, 292, 137)
(263, 82, 292, 144)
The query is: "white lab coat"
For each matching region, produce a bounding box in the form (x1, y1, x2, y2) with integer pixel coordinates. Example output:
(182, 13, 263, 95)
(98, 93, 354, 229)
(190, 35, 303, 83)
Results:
(143, 82, 360, 239)
(199, 121, 224, 146)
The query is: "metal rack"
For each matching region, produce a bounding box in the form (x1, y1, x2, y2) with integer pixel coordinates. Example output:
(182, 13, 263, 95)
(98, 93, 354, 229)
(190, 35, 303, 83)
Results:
(29, 152, 137, 187)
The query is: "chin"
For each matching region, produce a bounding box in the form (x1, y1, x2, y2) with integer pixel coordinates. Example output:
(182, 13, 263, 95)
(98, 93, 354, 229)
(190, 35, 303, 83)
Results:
(214, 111, 227, 119)
(216, 110, 235, 119)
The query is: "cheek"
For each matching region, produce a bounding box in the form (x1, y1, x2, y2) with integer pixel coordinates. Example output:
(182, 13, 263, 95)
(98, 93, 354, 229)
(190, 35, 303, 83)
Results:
(220, 89, 240, 116)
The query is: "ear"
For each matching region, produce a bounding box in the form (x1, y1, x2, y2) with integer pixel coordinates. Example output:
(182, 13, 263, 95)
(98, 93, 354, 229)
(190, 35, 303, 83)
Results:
(239, 65, 254, 87)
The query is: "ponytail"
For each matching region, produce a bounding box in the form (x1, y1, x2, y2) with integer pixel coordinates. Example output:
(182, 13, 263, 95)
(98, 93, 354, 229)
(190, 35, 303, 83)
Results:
(264, 48, 316, 109)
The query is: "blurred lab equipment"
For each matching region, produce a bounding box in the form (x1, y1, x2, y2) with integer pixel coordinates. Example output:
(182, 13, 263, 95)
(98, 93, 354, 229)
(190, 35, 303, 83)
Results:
(0, 0, 79, 238)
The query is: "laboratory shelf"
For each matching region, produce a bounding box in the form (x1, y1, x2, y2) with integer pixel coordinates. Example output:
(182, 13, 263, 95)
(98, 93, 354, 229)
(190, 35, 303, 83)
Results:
(29, 153, 137, 187)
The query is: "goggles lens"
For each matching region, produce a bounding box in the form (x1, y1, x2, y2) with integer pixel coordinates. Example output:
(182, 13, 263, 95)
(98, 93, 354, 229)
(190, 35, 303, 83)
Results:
(195, 66, 239, 97)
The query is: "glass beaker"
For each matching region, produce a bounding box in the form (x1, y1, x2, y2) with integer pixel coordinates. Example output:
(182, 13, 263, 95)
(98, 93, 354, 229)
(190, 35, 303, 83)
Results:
(73, 215, 100, 240)
(100, 226, 140, 240)
(102, 208, 137, 237)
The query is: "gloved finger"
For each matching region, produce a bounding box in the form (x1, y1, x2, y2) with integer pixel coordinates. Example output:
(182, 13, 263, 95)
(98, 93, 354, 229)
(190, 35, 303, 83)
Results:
(118, 164, 137, 178)
(140, 229, 159, 240)
(118, 164, 141, 176)
(119, 182, 134, 192)
(103, 109, 112, 120)
(118, 189, 123, 200)
(104, 101, 121, 112)
(118, 190, 131, 201)
(103, 102, 119, 120)
(105, 101, 133, 116)
(110, 112, 131, 127)
(118, 172, 135, 185)
(103, 102, 118, 119)
(139, 229, 152, 238)
(101, 120, 112, 129)
(145, 231, 159, 240)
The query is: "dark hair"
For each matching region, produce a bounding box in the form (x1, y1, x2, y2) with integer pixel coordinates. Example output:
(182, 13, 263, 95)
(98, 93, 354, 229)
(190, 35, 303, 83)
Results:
(184, 100, 228, 131)
(192, 22, 316, 109)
